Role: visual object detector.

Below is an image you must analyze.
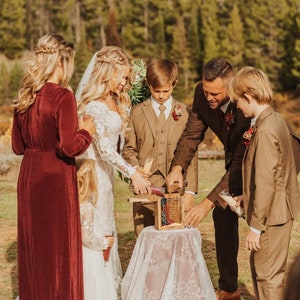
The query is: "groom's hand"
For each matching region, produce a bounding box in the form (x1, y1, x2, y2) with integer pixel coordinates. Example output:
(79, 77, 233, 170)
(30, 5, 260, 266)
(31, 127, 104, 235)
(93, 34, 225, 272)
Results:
(183, 198, 215, 227)
(165, 165, 183, 191)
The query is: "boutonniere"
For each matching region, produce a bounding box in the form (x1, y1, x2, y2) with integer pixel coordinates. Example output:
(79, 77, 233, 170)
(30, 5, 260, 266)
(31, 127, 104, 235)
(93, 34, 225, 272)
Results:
(224, 110, 235, 130)
(243, 127, 254, 146)
(172, 104, 183, 121)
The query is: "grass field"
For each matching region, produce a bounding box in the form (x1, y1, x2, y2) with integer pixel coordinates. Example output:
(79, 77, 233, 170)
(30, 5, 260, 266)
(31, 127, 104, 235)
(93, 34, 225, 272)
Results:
(0, 159, 299, 300)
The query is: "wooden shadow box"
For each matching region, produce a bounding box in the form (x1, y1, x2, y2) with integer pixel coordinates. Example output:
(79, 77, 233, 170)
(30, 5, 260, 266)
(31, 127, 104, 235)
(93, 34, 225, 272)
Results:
(129, 193, 184, 230)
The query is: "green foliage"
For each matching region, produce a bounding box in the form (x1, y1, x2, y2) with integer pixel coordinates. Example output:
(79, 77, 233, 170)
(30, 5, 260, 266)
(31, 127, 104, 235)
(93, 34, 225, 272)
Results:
(220, 3, 245, 69)
(201, 0, 220, 62)
(128, 59, 150, 106)
(8, 63, 24, 101)
(0, 63, 10, 106)
(0, 0, 26, 59)
(0, 0, 300, 96)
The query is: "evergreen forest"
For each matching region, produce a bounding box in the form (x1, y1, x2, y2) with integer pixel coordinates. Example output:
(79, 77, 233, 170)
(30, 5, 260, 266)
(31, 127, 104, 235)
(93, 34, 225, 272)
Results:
(0, 0, 300, 105)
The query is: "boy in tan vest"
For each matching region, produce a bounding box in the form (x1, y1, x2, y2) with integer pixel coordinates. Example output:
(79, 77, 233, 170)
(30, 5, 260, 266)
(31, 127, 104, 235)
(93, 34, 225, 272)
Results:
(123, 58, 198, 235)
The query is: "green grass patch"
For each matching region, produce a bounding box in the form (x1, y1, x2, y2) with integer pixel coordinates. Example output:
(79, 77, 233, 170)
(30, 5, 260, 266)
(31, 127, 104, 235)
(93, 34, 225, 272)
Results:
(1, 161, 299, 299)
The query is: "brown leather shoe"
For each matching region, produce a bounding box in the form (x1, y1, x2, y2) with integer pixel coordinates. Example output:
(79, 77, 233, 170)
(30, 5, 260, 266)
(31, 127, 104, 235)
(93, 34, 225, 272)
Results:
(215, 289, 241, 300)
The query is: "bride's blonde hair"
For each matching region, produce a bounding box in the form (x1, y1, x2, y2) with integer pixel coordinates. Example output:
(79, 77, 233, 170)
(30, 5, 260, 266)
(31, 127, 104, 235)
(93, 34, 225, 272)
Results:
(15, 33, 75, 113)
(78, 46, 133, 133)
(76, 158, 98, 205)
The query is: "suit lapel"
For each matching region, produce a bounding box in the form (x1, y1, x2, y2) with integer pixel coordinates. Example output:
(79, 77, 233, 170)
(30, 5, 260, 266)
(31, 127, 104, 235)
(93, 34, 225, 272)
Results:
(221, 101, 236, 143)
(141, 100, 157, 138)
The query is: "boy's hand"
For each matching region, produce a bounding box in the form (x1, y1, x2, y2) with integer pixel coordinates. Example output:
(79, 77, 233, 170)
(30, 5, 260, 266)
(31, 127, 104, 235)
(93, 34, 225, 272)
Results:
(183, 198, 215, 227)
(182, 193, 194, 212)
(245, 230, 261, 251)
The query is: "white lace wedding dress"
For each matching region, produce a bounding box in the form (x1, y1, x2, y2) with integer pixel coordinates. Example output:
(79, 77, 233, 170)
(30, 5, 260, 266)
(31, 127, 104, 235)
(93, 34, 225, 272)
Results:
(80, 101, 136, 300)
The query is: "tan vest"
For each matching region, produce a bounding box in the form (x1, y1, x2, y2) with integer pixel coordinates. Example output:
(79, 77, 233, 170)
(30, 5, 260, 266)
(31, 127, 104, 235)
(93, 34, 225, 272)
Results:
(153, 113, 172, 177)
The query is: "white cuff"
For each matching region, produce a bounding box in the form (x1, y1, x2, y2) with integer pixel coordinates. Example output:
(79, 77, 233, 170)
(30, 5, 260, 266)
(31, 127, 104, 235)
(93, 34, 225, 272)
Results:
(184, 191, 195, 195)
(250, 226, 261, 235)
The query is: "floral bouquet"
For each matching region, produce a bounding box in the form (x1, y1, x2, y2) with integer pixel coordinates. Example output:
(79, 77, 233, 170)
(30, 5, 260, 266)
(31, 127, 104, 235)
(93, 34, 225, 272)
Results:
(129, 59, 151, 106)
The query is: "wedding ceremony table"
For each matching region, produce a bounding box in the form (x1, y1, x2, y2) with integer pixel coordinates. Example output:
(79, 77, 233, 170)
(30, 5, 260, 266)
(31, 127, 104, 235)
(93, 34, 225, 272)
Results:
(121, 226, 216, 300)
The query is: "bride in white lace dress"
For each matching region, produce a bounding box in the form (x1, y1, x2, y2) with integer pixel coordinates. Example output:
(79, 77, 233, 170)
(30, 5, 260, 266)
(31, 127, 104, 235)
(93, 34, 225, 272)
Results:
(76, 46, 151, 300)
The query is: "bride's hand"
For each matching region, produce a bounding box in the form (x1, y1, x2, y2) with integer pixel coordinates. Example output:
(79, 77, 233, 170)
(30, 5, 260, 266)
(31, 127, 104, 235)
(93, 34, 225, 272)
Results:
(136, 166, 151, 178)
(130, 171, 151, 194)
(105, 236, 114, 248)
(79, 114, 96, 136)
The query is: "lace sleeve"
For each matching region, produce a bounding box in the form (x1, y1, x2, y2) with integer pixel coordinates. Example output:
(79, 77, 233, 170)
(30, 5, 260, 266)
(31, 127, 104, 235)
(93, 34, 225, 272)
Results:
(80, 202, 108, 251)
(85, 102, 136, 178)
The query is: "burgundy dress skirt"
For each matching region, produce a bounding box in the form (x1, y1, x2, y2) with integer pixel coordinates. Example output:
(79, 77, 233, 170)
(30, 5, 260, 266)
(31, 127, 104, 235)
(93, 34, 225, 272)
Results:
(12, 83, 91, 299)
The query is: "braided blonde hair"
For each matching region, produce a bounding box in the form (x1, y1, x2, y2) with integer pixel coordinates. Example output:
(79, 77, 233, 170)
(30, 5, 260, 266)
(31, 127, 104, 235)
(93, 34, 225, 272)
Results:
(15, 33, 75, 113)
(76, 158, 98, 205)
(77, 46, 133, 133)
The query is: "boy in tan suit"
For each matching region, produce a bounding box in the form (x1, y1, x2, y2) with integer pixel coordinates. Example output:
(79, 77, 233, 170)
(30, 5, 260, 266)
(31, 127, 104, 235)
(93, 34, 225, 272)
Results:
(229, 67, 300, 300)
(123, 58, 198, 235)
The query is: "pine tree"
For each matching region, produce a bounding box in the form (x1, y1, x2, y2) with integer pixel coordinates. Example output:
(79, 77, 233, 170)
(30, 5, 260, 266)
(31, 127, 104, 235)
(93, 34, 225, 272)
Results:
(200, 0, 220, 63)
(241, 0, 290, 89)
(279, 8, 300, 90)
(81, 0, 109, 50)
(170, 15, 191, 100)
(8, 63, 24, 101)
(0, 0, 26, 59)
(220, 2, 244, 68)
(187, 1, 203, 81)
(118, 0, 151, 58)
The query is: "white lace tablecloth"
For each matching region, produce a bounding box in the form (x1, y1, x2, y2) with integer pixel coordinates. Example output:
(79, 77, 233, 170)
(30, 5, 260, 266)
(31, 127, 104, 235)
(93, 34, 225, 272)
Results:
(121, 226, 216, 300)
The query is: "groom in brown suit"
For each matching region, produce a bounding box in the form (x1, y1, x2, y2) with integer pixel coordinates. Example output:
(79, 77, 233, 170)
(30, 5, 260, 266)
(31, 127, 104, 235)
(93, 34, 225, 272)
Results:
(166, 58, 251, 300)
(123, 58, 198, 236)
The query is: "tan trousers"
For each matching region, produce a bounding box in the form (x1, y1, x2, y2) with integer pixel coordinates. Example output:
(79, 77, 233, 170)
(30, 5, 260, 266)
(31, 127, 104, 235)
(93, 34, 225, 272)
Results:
(250, 219, 293, 300)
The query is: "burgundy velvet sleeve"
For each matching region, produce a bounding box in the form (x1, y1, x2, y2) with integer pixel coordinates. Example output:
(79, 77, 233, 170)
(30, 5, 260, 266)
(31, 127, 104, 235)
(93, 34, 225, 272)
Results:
(12, 109, 25, 155)
(55, 90, 92, 157)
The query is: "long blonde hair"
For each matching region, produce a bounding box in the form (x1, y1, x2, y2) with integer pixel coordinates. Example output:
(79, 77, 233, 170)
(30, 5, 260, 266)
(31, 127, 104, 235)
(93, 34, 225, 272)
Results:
(77, 46, 133, 133)
(76, 158, 98, 205)
(15, 33, 75, 113)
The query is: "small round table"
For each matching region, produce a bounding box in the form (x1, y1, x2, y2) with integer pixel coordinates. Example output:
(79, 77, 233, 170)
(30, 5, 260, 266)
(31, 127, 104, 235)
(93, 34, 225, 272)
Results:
(122, 226, 216, 300)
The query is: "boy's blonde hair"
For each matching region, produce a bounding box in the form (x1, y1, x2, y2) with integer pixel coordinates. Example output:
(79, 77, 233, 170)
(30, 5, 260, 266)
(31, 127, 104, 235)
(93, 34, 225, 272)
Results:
(146, 59, 178, 88)
(76, 158, 98, 205)
(78, 46, 133, 133)
(15, 33, 75, 113)
(229, 66, 273, 104)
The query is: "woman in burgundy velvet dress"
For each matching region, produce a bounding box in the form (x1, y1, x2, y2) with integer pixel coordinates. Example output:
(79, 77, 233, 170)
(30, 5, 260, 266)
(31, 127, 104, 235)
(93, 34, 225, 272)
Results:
(12, 33, 95, 299)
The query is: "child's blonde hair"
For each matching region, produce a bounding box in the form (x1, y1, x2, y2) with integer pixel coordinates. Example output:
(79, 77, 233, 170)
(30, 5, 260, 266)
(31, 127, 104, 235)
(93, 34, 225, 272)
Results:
(76, 158, 98, 205)
(228, 66, 273, 104)
(78, 46, 133, 133)
(15, 33, 75, 113)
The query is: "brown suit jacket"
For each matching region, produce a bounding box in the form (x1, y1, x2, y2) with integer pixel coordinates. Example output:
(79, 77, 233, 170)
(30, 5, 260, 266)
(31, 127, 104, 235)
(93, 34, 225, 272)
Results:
(289, 126, 300, 174)
(123, 98, 198, 192)
(172, 82, 251, 207)
(242, 106, 300, 231)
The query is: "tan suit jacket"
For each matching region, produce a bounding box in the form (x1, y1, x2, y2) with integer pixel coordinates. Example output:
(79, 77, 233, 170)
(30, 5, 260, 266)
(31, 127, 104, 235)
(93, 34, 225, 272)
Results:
(123, 98, 198, 192)
(243, 106, 300, 231)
